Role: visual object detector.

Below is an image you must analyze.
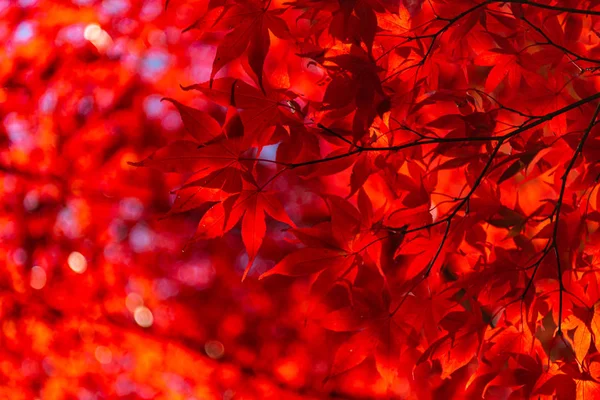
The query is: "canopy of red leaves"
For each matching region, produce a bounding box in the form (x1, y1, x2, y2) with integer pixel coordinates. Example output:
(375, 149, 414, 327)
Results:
(3, 0, 600, 398)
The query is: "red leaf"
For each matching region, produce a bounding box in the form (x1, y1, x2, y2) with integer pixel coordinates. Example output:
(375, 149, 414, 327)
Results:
(328, 327, 379, 379)
(129, 140, 224, 173)
(162, 98, 222, 144)
(247, 20, 270, 92)
(211, 21, 253, 83)
(261, 191, 296, 227)
(320, 307, 372, 332)
(259, 248, 349, 279)
(241, 194, 266, 281)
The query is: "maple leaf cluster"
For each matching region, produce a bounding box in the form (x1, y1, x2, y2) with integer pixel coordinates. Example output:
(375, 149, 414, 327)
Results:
(138, 0, 600, 397)
(1, 1, 348, 399)
(5, 0, 600, 398)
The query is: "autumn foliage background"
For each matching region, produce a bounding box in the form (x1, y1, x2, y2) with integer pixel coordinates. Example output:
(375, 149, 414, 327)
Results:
(3, 0, 600, 398)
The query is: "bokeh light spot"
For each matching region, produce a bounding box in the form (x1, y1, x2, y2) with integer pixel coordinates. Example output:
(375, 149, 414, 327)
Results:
(68, 252, 87, 274)
(30, 266, 46, 290)
(204, 340, 225, 359)
(134, 306, 153, 328)
(125, 292, 143, 312)
(276, 360, 300, 383)
(94, 346, 112, 364)
(83, 24, 102, 41)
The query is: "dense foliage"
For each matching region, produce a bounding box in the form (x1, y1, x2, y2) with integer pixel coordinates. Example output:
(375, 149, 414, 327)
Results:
(1, 1, 330, 399)
(4, 0, 600, 398)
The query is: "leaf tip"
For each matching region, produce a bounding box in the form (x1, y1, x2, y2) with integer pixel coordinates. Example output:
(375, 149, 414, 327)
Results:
(258, 270, 271, 281)
(241, 261, 252, 282)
